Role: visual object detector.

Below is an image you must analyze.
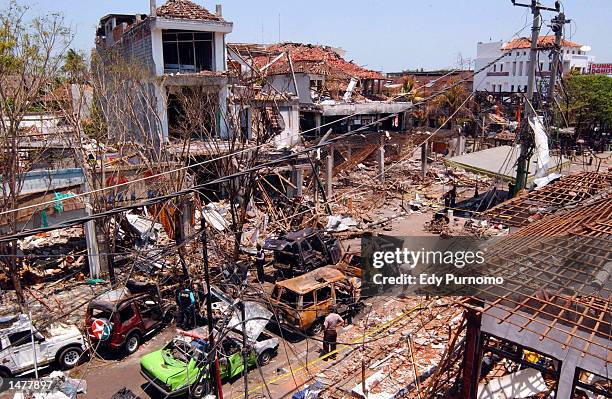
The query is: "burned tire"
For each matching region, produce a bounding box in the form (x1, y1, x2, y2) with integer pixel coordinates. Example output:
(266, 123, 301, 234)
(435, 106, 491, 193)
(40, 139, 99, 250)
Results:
(163, 306, 177, 325)
(58, 346, 83, 370)
(257, 349, 274, 366)
(191, 381, 211, 398)
(307, 319, 324, 336)
(0, 368, 11, 378)
(125, 332, 141, 355)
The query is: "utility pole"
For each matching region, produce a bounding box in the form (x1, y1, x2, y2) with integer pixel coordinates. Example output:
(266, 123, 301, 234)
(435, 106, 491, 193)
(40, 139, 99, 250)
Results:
(511, 0, 560, 195)
(547, 12, 570, 105)
(240, 302, 249, 399)
(199, 217, 223, 399)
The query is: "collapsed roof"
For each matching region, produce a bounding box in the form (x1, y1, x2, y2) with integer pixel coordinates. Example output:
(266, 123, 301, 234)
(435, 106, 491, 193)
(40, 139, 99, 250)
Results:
(251, 42, 386, 81)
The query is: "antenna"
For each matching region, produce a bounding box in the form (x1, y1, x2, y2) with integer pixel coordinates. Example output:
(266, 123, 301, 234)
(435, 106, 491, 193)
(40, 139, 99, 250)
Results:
(278, 13, 281, 43)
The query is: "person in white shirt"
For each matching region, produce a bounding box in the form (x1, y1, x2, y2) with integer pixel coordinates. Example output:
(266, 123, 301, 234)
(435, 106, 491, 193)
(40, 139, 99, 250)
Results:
(323, 308, 344, 359)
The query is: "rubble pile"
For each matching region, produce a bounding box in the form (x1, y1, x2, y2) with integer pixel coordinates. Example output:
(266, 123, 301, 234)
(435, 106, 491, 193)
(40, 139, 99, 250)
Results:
(314, 298, 464, 399)
(0, 227, 88, 289)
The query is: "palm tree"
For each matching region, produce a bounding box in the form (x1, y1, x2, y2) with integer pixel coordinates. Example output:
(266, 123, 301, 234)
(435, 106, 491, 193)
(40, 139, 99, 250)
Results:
(63, 49, 87, 83)
(429, 79, 472, 131)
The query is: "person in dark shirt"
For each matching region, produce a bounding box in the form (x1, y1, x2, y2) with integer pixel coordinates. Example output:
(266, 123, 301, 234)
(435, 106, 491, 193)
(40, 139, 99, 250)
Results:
(255, 244, 265, 283)
(177, 286, 196, 330)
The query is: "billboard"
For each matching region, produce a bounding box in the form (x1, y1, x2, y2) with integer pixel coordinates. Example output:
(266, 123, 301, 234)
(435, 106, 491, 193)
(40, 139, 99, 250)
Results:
(590, 63, 612, 75)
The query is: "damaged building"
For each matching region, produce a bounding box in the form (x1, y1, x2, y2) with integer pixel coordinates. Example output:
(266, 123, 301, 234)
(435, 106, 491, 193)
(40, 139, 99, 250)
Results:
(232, 42, 413, 140)
(96, 0, 233, 144)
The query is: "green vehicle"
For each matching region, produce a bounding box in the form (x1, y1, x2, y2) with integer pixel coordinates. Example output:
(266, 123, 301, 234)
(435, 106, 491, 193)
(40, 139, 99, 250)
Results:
(140, 301, 278, 397)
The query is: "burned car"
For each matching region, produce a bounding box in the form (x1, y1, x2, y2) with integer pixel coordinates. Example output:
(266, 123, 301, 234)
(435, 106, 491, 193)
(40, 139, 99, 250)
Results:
(85, 281, 175, 355)
(264, 228, 342, 279)
(140, 300, 278, 397)
(268, 267, 362, 335)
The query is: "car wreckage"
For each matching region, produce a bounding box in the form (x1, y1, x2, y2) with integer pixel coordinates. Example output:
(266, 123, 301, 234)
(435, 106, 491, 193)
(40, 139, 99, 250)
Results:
(140, 296, 278, 397)
(0, 314, 88, 377)
(85, 281, 175, 355)
(268, 267, 362, 335)
(263, 228, 342, 279)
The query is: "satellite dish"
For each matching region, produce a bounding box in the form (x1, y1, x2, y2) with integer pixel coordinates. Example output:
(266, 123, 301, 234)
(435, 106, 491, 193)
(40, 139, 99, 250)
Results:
(580, 45, 591, 52)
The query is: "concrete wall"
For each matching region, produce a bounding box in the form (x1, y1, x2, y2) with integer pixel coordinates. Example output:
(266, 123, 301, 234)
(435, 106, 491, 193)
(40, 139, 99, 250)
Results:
(266, 73, 314, 105)
(272, 103, 301, 149)
(474, 41, 503, 92)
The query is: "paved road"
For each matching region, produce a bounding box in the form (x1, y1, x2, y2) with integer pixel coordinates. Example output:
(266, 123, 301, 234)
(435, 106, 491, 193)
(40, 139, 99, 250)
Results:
(77, 312, 365, 398)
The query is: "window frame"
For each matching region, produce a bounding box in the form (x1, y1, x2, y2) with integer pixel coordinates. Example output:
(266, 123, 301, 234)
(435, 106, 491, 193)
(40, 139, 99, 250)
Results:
(162, 30, 214, 73)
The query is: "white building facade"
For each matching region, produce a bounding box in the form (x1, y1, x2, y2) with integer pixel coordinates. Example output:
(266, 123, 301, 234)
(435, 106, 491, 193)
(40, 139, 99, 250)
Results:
(474, 36, 594, 94)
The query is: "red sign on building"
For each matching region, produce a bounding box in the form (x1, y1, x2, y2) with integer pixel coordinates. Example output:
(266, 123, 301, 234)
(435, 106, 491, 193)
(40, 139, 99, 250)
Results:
(590, 63, 612, 75)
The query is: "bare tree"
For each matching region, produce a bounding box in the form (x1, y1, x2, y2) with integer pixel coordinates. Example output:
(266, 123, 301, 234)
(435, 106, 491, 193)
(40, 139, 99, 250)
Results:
(0, 1, 71, 307)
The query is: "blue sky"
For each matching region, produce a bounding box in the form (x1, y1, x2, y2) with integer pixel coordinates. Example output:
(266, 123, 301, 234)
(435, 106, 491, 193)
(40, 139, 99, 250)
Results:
(7, 0, 612, 72)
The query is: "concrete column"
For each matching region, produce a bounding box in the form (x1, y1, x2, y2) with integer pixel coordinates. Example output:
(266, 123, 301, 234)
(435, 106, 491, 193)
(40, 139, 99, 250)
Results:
(218, 84, 229, 139)
(421, 140, 428, 178)
(326, 146, 334, 199)
(180, 199, 193, 240)
(295, 167, 304, 197)
(555, 353, 579, 399)
(95, 224, 110, 276)
(378, 140, 385, 184)
(82, 180, 101, 278)
(154, 84, 168, 143)
(462, 310, 483, 399)
(451, 137, 459, 157)
(459, 135, 466, 155)
(84, 219, 100, 278)
(314, 113, 321, 137)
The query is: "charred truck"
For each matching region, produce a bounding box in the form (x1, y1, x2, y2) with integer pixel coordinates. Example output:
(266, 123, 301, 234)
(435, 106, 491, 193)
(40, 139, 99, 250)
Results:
(263, 228, 342, 279)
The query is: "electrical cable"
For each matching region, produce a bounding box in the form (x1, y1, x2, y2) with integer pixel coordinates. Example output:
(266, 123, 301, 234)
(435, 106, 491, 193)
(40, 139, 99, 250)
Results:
(1, 40, 520, 227)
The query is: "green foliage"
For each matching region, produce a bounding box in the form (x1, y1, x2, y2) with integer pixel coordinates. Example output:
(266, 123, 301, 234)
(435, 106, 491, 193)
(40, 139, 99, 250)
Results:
(427, 80, 472, 129)
(564, 73, 612, 132)
(63, 48, 87, 83)
(0, 0, 71, 119)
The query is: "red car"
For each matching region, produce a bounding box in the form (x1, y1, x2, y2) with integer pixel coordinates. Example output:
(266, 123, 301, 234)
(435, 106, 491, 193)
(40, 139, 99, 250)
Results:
(85, 282, 174, 355)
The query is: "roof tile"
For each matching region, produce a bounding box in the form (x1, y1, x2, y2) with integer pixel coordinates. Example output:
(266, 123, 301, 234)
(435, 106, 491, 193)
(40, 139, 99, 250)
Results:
(503, 35, 582, 50)
(252, 43, 385, 80)
(156, 0, 223, 22)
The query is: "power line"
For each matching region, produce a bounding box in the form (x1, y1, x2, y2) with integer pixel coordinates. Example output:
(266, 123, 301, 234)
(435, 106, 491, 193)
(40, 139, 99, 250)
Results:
(1, 52, 517, 245)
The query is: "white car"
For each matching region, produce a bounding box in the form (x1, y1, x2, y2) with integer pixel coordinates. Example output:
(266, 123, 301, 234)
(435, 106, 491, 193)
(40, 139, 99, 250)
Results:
(0, 314, 89, 377)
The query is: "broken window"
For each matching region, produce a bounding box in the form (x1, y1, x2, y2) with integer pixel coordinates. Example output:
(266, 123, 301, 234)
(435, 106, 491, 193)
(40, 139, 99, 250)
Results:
(302, 291, 315, 309)
(279, 289, 299, 308)
(8, 331, 32, 346)
(119, 304, 135, 322)
(573, 369, 611, 398)
(167, 88, 218, 139)
(162, 30, 213, 73)
(316, 286, 332, 303)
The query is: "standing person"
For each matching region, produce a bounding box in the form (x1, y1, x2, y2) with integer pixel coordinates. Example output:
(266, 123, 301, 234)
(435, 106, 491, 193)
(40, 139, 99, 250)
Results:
(192, 282, 206, 325)
(322, 308, 344, 360)
(177, 286, 196, 330)
(255, 244, 265, 283)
